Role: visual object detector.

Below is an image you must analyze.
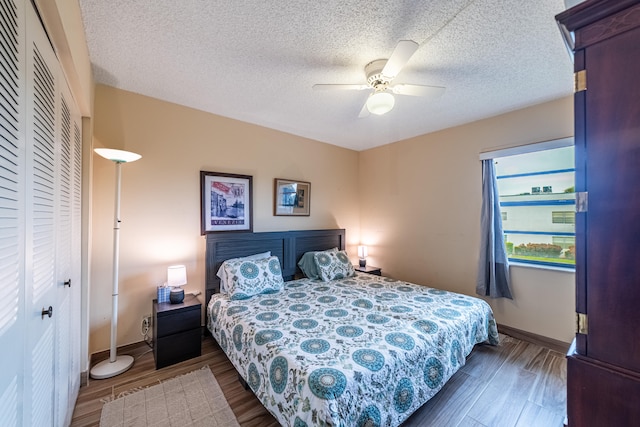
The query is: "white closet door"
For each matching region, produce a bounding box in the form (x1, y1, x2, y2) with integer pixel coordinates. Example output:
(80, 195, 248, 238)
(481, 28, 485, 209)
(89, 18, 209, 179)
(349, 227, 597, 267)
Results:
(69, 109, 82, 411)
(0, 0, 25, 425)
(0, 1, 82, 425)
(55, 79, 81, 427)
(24, 1, 59, 424)
(54, 81, 73, 427)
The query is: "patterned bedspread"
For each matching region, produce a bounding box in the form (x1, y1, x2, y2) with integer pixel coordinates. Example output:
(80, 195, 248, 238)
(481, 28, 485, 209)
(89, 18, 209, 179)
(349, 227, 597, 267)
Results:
(207, 272, 499, 427)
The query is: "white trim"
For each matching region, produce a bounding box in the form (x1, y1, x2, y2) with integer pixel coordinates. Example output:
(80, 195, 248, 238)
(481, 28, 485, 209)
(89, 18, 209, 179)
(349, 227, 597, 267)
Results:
(479, 137, 574, 160)
(510, 261, 575, 274)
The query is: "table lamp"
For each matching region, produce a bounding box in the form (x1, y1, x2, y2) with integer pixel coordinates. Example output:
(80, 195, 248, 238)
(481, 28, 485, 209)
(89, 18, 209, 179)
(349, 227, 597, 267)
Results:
(167, 264, 187, 303)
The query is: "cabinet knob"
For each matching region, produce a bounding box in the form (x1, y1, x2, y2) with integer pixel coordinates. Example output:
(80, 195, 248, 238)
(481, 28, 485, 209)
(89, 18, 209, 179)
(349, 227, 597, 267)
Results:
(64, 279, 71, 287)
(41, 306, 53, 319)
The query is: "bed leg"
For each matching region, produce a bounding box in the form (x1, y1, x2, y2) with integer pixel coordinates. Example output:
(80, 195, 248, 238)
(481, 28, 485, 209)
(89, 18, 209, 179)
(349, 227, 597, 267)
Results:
(238, 374, 249, 390)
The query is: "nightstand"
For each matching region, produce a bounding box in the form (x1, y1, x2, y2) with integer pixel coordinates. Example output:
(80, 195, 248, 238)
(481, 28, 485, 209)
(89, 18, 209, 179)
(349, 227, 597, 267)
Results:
(153, 294, 202, 369)
(354, 265, 382, 276)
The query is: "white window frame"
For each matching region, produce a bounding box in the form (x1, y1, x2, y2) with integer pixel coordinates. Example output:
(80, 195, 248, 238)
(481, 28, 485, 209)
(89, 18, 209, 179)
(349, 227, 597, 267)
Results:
(480, 137, 575, 270)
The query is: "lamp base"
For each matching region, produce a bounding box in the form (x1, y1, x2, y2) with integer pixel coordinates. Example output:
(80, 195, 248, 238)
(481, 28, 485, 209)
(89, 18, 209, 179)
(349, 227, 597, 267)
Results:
(170, 288, 185, 304)
(359, 259, 366, 267)
(90, 355, 134, 379)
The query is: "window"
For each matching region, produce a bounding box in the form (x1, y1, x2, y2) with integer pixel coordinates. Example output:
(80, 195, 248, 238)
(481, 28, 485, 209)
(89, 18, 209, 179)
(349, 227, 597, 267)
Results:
(552, 211, 575, 224)
(487, 140, 575, 268)
(501, 211, 507, 221)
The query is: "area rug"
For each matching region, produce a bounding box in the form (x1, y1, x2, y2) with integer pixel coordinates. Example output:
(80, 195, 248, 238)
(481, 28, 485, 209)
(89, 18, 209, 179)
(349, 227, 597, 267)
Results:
(100, 366, 239, 427)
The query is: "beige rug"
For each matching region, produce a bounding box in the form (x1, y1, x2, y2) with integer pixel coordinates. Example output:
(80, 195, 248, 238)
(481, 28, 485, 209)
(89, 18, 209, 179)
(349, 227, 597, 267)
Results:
(100, 366, 239, 427)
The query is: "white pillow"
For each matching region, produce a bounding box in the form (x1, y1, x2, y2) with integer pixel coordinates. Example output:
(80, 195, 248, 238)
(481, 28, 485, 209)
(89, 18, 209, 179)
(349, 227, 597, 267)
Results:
(217, 251, 271, 293)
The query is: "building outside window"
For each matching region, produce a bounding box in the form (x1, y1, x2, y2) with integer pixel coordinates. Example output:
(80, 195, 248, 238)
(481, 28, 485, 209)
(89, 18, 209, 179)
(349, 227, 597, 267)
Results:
(494, 143, 575, 268)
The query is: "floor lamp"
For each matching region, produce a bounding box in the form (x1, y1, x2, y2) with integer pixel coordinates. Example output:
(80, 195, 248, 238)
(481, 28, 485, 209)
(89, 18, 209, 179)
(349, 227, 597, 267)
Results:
(90, 148, 142, 379)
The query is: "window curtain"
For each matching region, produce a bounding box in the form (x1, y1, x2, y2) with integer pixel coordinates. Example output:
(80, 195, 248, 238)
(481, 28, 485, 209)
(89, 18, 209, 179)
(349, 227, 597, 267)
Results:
(477, 159, 513, 299)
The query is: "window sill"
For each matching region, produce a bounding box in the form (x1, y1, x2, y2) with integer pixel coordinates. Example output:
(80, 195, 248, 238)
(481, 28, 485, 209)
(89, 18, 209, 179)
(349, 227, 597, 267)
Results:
(509, 261, 575, 273)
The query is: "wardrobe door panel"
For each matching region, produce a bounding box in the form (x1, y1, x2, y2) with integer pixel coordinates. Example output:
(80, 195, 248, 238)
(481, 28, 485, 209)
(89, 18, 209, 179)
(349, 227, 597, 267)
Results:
(558, 1, 640, 425)
(584, 24, 640, 372)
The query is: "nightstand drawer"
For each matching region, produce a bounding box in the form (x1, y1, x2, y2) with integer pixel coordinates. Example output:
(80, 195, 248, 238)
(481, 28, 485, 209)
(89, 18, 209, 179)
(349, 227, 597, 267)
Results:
(156, 305, 200, 338)
(155, 328, 202, 369)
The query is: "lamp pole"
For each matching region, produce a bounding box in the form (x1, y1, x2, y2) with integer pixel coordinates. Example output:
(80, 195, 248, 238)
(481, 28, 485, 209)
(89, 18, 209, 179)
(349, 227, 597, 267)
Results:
(109, 160, 123, 363)
(90, 148, 141, 379)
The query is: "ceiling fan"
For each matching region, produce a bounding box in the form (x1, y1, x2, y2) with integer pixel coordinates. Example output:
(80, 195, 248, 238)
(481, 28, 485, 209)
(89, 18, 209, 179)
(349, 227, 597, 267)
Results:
(313, 40, 445, 117)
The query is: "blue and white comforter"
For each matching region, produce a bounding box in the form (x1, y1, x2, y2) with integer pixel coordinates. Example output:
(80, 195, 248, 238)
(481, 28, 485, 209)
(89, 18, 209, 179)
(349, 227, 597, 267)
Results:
(207, 273, 499, 427)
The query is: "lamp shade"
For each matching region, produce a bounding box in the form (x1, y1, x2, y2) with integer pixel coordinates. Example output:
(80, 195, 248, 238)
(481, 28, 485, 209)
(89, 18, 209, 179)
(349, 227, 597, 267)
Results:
(357, 245, 368, 259)
(95, 148, 142, 163)
(167, 265, 187, 287)
(366, 92, 395, 115)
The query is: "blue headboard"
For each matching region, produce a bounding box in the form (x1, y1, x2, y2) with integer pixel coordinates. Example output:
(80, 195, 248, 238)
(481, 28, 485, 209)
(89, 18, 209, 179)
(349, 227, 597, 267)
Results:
(205, 229, 346, 305)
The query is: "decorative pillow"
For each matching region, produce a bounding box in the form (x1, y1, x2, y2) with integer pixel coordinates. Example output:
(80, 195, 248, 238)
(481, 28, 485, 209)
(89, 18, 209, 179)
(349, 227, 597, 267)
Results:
(298, 247, 338, 279)
(217, 251, 271, 293)
(223, 255, 284, 300)
(313, 249, 355, 282)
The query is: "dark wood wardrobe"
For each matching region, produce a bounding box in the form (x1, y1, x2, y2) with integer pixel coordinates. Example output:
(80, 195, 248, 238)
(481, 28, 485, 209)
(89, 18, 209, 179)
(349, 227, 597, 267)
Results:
(556, 1, 640, 425)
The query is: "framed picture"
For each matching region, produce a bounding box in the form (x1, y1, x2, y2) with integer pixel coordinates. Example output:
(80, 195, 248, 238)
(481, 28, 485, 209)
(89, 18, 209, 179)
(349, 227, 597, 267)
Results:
(200, 171, 253, 234)
(274, 178, 310, 216)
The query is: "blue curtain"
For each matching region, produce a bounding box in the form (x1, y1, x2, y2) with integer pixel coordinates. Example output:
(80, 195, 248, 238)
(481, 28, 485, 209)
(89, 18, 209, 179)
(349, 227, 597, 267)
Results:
(477, 159, 513, 299)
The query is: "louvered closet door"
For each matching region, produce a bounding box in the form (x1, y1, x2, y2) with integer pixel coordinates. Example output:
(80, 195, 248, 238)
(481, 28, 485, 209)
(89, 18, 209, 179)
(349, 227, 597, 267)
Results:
(55, 79, 81, 427)
(0, 1, 82, 425)
(0, 0, 25, 425)
(71, 120, 81, 351)
(69, 108, 82, 414)
(54, 81, 71, 427)
(24, 2, 59, 424)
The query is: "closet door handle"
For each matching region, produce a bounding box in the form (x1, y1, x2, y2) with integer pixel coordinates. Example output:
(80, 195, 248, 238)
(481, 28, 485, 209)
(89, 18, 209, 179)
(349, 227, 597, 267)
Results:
(64, 279, 71, 287)
(41, 306, 53, 319)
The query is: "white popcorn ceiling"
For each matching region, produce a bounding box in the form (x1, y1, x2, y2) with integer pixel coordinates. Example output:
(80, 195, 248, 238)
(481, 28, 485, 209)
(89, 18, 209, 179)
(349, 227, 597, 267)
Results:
(78, 0, 574, 151)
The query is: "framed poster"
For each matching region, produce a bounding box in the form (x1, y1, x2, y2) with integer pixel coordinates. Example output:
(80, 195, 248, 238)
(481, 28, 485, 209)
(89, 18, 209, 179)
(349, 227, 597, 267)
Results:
(200, 171, 253, 234)
(274, 178, 310, 216)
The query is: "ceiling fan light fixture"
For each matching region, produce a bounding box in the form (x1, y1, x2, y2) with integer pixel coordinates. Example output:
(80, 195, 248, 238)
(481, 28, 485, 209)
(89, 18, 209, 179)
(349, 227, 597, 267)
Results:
(366, 92, 395, 115)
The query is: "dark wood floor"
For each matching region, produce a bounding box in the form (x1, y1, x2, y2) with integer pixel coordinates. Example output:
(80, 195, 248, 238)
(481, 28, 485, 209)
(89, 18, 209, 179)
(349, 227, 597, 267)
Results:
(71, 333, 566, 427)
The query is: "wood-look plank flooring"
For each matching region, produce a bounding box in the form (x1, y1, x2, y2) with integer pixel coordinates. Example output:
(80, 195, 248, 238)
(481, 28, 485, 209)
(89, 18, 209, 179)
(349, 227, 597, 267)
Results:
(71, 333, 566, 427)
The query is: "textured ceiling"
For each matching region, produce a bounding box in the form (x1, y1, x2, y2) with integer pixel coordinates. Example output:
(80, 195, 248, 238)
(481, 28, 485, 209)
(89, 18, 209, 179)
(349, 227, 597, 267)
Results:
(78, 0, 574, 151)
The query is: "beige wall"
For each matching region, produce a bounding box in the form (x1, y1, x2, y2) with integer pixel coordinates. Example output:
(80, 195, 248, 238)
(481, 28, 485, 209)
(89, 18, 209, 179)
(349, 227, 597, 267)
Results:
(90, 85, 361, 353)
(358, 96, 575, 343)
(91, 87, 575, 353)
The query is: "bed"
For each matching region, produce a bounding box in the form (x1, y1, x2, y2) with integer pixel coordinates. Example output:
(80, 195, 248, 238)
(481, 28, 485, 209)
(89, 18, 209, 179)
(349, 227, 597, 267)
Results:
(205, 229, 499, 427)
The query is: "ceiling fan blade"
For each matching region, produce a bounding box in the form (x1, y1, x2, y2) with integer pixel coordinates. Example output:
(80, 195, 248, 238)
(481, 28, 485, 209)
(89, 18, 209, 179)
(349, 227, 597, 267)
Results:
(391, 84, 446, 97)
(381, 40, 419, 79)
(313, 84, 370, 91)
(358, 100, 370, 118)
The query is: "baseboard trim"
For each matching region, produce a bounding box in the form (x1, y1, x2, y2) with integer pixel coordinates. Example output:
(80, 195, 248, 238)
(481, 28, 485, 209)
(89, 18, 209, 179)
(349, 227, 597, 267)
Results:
(498, 323, 571, 354)
(80, 370, 88, 387)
